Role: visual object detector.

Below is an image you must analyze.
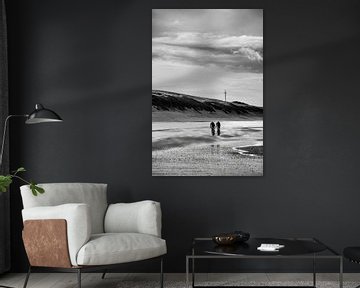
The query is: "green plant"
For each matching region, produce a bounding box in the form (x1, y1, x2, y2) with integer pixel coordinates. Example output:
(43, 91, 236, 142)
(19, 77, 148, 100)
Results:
(0, 167, 44, 196)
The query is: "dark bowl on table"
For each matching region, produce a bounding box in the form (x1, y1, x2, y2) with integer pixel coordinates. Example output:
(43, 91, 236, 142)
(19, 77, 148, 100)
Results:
(212, 231, 250, 246)
(212, 234, 238, 245)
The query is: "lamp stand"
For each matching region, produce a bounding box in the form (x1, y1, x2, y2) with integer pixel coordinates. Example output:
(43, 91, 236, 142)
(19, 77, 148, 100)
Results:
(0, 114, 27, 169)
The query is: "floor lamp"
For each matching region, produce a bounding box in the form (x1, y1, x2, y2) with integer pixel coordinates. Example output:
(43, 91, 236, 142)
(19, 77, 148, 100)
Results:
(0, 104, 62, 288)
(0, 104, 63, 167)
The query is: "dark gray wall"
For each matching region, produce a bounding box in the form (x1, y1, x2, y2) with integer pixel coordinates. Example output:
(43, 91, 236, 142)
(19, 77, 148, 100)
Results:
(5, 0, 360, 273)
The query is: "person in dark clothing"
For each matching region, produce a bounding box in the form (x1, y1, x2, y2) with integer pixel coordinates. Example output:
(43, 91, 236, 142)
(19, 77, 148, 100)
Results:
(210, 122, 215, 136)
(216, 121, 221, 135)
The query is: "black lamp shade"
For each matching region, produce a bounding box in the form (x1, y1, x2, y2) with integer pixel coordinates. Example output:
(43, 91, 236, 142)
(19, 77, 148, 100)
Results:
(25, 104, 63, 124)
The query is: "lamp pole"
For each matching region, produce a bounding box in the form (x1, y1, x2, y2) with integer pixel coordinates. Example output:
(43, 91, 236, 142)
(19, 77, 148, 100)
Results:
(0, 115, 28, 288)
(0, 114, 28, 168)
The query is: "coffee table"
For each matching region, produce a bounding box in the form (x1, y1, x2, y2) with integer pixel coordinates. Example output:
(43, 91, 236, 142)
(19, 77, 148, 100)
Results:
(186, 237, 343, 288)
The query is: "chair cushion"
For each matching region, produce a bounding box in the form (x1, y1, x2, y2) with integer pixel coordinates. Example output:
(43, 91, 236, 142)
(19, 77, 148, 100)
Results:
(105, 201, 162, 237)
(76, 233, 167, 266)
(21, 183, 108, 234)
(344, 247, 360, 263)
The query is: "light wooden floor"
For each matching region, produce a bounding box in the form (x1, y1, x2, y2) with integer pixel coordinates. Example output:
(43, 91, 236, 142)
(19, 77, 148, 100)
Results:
(0, 273, 359, 288)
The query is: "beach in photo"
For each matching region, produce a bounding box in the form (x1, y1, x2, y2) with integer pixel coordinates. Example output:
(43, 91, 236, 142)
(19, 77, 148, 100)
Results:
(153, 119, 263, 176)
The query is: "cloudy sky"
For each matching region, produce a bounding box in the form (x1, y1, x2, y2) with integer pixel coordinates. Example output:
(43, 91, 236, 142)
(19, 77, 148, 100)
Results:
(152, 9, 263, 107)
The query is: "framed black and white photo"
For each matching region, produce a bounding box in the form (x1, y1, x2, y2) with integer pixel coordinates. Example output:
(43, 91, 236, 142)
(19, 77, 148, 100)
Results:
(152, 9, 263, 176)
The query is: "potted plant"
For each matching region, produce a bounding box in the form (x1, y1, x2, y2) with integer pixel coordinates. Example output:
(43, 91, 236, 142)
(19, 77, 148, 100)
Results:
(0, 167, 44, 196)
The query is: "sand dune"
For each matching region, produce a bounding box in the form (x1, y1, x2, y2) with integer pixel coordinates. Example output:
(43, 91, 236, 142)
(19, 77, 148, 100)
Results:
(152, 90, 263, 122)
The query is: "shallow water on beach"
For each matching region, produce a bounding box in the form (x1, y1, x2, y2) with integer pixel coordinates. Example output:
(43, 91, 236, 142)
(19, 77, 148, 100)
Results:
(152, 120, 263, 151)
(152, 120, 263, 176)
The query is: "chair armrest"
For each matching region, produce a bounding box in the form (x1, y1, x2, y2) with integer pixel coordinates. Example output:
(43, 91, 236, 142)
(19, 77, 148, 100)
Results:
(22, 203, 91, 266)
(104, 200, 162, 237)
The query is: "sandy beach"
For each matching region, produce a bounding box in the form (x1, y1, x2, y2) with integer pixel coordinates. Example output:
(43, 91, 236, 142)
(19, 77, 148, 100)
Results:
(152, 121, 263, 176)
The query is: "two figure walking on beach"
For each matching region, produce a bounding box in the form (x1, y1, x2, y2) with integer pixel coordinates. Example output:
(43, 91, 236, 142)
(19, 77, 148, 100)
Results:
(210, 121, 221, 136)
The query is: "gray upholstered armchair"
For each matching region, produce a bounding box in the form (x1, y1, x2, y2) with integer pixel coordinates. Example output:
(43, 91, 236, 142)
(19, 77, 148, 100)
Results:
(20, 183, 166, 288)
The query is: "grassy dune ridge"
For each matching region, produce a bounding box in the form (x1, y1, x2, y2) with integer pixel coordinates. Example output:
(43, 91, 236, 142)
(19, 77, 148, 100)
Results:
(152, 90, 263, 121)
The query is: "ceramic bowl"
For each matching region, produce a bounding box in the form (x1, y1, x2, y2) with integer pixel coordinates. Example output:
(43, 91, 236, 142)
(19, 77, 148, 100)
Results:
(212, 233, 238, 245)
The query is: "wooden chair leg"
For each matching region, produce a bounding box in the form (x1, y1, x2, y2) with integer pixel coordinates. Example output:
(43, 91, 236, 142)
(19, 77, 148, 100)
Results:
(22, 266, 31, 288)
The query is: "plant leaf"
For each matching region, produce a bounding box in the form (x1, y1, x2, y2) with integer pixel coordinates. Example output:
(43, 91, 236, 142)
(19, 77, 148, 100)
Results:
(0, 175, 12, 192)
(29, 181, 44, 196)
(11, 167, 26, 175)
(16, 167, 26, 173)
(35, 185, 45, 194)
(30, 182, 38, 196)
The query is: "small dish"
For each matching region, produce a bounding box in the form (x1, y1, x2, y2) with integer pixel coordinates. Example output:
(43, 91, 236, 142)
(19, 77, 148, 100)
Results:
(212, 233, 237, 245)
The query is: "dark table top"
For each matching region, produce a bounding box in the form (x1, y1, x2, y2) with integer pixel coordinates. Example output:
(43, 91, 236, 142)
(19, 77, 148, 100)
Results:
(191, 238, 340, 257)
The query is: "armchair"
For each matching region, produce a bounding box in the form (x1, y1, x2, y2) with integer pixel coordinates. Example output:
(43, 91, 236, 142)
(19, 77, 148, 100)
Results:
(20, 183, 166, 288)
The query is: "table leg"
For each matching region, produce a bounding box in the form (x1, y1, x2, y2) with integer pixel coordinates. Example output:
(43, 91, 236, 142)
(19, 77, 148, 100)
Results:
(192, 257, 195, 288)
(313, 254, 316, 287)
(192, 246, 195, 288)
(339, 257, 343, 288)
(186, 257, 189, 288)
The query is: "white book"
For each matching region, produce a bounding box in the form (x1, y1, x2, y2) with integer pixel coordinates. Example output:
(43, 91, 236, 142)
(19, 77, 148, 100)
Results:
(257, 243, 285, 251)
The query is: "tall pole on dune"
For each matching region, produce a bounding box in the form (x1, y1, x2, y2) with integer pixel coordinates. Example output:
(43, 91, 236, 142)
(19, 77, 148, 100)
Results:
(224, 89, 227, 102)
